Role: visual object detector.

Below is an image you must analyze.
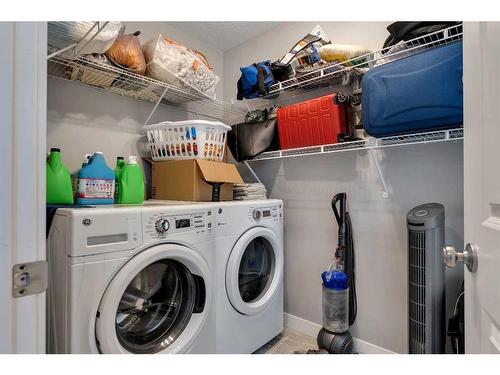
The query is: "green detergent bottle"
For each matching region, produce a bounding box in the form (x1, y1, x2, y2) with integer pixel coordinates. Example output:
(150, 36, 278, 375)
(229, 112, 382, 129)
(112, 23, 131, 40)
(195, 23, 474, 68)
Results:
(114, 156, 126, 202)
(117, 156, 144, 204)
(46, 148, 74, 204)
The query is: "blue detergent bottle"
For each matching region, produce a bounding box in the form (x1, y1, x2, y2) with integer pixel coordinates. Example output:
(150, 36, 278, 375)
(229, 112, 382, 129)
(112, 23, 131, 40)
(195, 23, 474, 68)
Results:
(75, 152, 115, 205)
(71, 153, 92, 197)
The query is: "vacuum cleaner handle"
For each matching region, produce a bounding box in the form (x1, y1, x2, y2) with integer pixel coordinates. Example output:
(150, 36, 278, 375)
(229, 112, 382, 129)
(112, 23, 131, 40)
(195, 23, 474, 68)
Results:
(332, 192, 348, 248)
(331, 193, 344, 226)
(332, 193, 347, 226)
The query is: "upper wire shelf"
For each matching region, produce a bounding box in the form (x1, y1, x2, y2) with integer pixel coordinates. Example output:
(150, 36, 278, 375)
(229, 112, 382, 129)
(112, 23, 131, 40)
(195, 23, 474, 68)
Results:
(262, 23, 463, 102)
(47, 22, 247, 123)
(248, 128, 464, 161)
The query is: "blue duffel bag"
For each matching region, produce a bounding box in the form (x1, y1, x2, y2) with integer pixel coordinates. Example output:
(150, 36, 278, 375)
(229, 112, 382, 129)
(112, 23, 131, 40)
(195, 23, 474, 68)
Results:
(236, 61, 275, 100)
(362, 41, 463, 137)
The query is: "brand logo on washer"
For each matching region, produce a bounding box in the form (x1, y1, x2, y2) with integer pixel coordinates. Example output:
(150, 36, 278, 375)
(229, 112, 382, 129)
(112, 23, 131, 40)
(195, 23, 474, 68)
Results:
(82, 217, 92, 226)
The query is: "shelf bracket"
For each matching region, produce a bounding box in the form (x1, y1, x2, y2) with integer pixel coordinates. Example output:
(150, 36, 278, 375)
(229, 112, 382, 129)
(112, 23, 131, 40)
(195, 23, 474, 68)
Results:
(72, 21, 109, 57)
(243, 161, 262, 184)
(368, 148, 389, 198)
(144, 86, 169, 126)
(47, 42, 77, 60)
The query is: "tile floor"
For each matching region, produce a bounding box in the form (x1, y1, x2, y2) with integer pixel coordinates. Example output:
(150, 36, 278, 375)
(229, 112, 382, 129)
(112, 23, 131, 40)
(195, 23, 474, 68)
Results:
(254, 328, 318, 354)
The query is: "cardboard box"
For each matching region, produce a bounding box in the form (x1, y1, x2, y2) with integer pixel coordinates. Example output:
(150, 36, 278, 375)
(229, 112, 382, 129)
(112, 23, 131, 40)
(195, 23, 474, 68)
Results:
(146, 159, 243, 202)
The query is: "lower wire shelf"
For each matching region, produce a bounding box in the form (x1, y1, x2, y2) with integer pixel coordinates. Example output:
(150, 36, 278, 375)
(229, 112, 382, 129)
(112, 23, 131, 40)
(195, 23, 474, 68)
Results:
(248, 128, 464, 161)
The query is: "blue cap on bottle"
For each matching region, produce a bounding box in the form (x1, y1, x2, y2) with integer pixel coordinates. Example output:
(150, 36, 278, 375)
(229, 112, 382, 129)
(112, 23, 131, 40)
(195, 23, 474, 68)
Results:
(321, 270, 349, 290)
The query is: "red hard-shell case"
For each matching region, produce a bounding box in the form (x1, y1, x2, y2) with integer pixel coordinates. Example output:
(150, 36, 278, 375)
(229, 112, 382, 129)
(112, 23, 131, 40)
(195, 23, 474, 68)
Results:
(277, 94, 348, 150)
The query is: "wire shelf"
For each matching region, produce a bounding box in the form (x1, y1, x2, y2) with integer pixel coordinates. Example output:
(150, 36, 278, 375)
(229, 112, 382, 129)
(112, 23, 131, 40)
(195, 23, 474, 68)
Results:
(248, 128, 463, 161)
(48, 21, 109, 58)
(47, 22, 247, 122)
(262, 23, 463, 102)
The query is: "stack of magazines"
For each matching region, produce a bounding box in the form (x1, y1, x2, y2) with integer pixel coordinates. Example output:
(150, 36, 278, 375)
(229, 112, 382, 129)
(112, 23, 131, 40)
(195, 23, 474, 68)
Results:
(233, 183, 267, 200)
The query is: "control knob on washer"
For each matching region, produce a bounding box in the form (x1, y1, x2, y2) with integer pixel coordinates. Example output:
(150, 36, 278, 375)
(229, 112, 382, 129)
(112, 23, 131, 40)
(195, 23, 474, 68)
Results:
(155, 218, 170, 234)
(252, 209, 262, 220)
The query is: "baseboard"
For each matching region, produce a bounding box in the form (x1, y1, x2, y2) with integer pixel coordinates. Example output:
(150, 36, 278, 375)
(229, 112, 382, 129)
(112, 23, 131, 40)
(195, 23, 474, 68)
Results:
(353, 337, 396, 355)
(284, 313, 323, 337)
(284, 313, 396, 354)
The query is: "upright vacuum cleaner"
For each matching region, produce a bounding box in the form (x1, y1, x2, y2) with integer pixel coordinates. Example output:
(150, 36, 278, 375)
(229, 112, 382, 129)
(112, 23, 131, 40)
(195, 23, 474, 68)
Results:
(316, 192, 357, 354)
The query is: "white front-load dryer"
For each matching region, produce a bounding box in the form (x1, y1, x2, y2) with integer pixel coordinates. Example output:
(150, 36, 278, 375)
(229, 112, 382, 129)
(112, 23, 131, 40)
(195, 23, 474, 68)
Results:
(214, 200, 284, 353)
(47, 202, 216, 354)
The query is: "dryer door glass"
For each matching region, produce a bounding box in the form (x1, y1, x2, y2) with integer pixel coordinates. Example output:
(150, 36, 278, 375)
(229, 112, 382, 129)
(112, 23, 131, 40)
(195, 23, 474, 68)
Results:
(115, 259, 197, 354)
(238, 237, 275, 303)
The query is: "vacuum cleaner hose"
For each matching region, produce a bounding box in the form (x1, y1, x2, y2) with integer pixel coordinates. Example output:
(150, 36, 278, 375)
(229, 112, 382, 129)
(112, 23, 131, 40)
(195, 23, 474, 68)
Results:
(345, 213, 357, 326)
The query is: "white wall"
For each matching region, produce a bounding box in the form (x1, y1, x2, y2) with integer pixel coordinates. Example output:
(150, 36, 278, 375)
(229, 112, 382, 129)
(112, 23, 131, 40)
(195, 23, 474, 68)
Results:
(47, 77, 186, 171)
(223, 22, 464, 353)
(47, 22, 224, 172)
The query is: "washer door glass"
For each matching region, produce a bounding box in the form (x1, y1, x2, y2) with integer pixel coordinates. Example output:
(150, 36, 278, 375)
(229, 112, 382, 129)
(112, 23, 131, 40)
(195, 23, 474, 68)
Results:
(115, 259, 196, 354)
(238, 237, 275, 303)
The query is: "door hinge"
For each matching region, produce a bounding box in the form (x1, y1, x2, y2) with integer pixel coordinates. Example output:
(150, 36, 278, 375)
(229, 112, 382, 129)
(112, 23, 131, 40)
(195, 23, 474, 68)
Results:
(12, 261, 48, 298)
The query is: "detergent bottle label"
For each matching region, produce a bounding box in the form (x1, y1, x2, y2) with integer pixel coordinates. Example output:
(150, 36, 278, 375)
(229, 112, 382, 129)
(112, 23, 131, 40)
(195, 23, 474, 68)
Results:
(76, 178, 115, 199)
(71, 173, 79, 195)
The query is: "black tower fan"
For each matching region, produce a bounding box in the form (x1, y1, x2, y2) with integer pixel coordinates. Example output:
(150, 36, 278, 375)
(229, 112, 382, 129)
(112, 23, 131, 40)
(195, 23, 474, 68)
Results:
(407, 203, 446, 354)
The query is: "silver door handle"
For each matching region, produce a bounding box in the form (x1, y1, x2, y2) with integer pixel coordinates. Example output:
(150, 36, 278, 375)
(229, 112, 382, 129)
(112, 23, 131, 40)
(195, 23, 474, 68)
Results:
(442, 243, 478, 273)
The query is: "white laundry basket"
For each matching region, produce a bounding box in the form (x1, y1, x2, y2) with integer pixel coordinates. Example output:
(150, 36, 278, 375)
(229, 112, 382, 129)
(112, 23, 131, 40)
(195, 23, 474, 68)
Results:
(144, 120, 231, 161)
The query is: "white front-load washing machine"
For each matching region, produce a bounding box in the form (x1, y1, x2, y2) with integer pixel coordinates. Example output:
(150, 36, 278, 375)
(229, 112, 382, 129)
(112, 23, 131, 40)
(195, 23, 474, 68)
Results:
(214, 199, 284, 353)
(47, 202, 216, 354)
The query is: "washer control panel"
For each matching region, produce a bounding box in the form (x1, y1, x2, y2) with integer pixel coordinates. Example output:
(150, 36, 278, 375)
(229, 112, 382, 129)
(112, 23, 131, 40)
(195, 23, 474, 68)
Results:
(248, 205, 281, 223)
(144, 209, 214, 240)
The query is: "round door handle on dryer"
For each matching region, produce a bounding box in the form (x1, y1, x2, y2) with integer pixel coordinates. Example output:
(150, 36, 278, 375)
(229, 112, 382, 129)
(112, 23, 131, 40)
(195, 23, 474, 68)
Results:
(442, 243, 478, 273)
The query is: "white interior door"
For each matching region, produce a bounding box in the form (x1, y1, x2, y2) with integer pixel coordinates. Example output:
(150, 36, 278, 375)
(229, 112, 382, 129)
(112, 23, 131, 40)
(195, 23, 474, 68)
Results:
(0, 22, 47, 353)
(460, 22, 500, 353)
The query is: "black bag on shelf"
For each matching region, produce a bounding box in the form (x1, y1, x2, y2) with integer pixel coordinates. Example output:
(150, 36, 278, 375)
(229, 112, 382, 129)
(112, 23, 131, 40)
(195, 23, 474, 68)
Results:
(270, 61, 295, 83)
(271, 32, 329, 83)
(227, 108, 280, 162)
(382, 21, 462, 51)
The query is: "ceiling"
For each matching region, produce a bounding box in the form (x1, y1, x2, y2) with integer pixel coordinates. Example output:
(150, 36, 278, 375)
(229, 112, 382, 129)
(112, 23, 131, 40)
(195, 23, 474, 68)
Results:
(169, 22, 282, 52)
